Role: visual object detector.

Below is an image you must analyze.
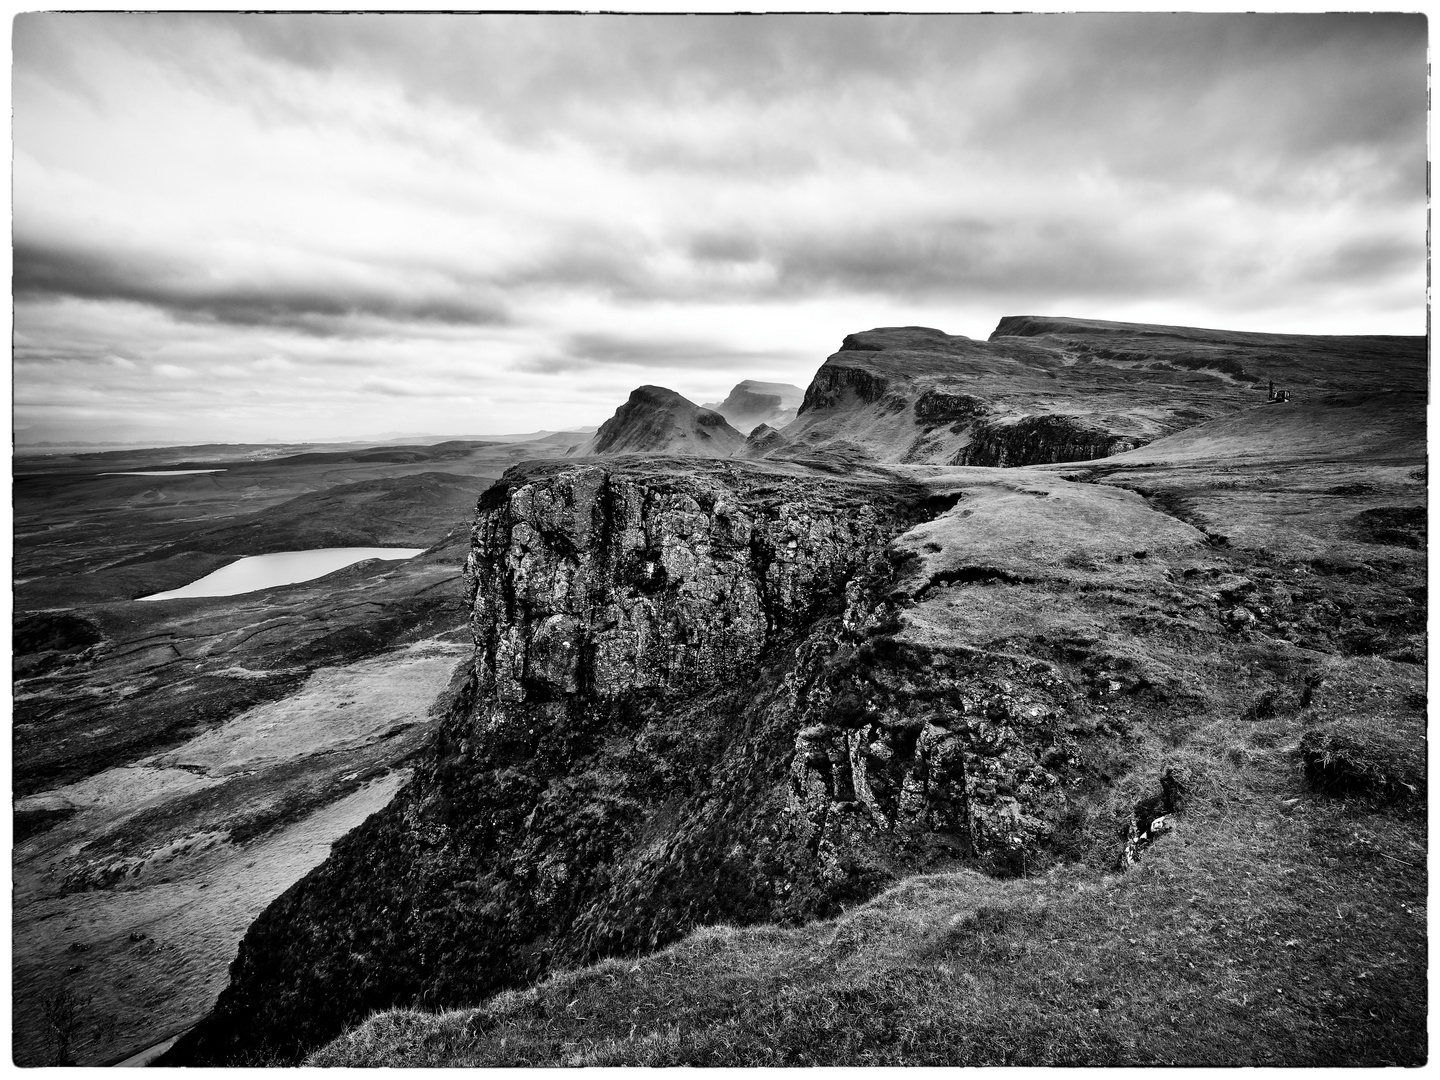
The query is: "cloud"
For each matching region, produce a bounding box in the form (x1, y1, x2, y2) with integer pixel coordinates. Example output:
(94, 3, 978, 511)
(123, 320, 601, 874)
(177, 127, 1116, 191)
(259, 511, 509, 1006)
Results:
(358, 376, 435, 398)
(13, 239, 510, 335)
(515, 332, 806, 376)
(10, 13, 1427, 445)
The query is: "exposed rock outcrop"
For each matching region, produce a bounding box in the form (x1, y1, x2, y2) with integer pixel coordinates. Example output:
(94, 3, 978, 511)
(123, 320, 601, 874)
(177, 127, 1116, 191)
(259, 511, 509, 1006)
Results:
(572, 386, 746, 457)
(466, 461, 905, 699)
(163, 460, 951, 1063)
(954, 414, 1147, 467)
(778, 326, 1189, 467)
(702, 380, 804, 434)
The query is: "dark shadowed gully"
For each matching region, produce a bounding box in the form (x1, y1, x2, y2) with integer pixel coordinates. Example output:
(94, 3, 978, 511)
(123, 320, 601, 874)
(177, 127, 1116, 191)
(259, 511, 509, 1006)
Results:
(159, 318, 1424, 1067)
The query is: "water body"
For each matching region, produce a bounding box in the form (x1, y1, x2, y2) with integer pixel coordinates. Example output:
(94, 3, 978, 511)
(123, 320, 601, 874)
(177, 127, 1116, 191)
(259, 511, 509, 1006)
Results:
(97, 470, 228, 476)
(138, 548, 426, 601)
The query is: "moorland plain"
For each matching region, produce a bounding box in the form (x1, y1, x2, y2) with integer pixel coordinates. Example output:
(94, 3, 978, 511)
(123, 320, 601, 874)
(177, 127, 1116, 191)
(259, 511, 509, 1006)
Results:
(12, 435, 583, 1065)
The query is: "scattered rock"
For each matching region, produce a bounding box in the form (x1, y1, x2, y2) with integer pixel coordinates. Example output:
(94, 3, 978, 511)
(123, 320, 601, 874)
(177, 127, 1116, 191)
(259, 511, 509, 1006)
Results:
(1117, 768, 1186, 870)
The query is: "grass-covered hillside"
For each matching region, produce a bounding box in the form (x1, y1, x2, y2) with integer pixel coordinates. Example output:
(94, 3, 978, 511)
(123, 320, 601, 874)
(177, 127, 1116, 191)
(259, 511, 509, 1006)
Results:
(314, 656, 1424, 1066)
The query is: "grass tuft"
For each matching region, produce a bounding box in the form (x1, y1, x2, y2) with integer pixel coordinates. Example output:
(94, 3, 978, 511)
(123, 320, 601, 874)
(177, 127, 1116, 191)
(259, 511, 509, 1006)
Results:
(1299, 723, 1425, 805)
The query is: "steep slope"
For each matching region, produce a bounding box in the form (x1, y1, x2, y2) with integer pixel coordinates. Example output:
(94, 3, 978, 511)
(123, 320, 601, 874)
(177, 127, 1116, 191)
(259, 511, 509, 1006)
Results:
(772, 321, 1424, 467)
(702, 380, 805, 434)
(573, 386, 746, 457)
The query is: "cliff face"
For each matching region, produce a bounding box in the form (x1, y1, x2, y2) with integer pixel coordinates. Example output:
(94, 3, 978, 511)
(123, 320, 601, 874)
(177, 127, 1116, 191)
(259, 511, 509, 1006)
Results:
(466, 461, 906, 702)
(772, 327, 1174, 467)
(574, 386, 746, 457)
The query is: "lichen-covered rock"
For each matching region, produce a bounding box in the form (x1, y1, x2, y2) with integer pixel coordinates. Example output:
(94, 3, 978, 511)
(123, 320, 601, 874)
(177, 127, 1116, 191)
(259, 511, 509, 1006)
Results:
(783, 630, 1086, 884)
(464, 462, 905, 705)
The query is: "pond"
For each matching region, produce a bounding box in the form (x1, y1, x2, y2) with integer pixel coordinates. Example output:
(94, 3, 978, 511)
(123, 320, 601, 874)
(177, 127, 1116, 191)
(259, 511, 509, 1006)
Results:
(137, 547, 426, 601)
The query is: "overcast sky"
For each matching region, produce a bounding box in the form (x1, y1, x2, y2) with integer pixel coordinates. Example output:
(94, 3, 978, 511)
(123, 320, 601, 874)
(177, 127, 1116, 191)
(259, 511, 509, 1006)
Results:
(13, 13, 1428, 446)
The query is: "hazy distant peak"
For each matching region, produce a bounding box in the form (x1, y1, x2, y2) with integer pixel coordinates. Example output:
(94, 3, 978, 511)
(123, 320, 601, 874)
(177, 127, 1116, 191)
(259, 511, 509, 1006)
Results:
(701, 380, 805, 436)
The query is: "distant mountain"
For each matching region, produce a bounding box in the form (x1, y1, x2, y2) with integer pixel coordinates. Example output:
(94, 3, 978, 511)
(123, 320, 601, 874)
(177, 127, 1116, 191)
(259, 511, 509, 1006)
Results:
(742, 422, 790, 458)
(770, 318, 1426, 467)
(701, 380, 805, 434)
(478, 428, 598, 444)
(573, 386, 747, 457)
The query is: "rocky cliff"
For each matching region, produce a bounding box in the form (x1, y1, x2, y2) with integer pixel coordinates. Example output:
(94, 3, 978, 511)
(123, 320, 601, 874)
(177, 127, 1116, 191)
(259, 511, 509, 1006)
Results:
(573, 386, 746, 457)
(169, 448, 1218, 1065)
(164, 459, 989, 1063)
(743, 423, 790, 458)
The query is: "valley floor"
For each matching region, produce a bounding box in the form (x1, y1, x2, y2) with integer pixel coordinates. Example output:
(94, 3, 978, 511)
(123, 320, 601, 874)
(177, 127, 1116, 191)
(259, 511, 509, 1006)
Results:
(10, 438, 551, 1066)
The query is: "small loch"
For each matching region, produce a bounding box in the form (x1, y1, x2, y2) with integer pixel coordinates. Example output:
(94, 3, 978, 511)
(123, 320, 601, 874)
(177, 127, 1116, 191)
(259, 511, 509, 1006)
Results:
(97, 470, 228, 476)
(138, 547, 426, 601)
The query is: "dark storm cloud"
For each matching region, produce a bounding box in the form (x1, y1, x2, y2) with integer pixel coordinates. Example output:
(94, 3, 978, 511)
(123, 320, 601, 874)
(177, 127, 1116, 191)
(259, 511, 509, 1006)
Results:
(517, 332, 798, 376)
(967, 14, 1427, 195)
(217, 13, 1426, 182)
(512, 215, 1196, 307)
(764, 219, 1193, 301)
(14, 239, 509, 335)
(73, 12, 1418, 199)
(1298, 236, 1424, 287)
